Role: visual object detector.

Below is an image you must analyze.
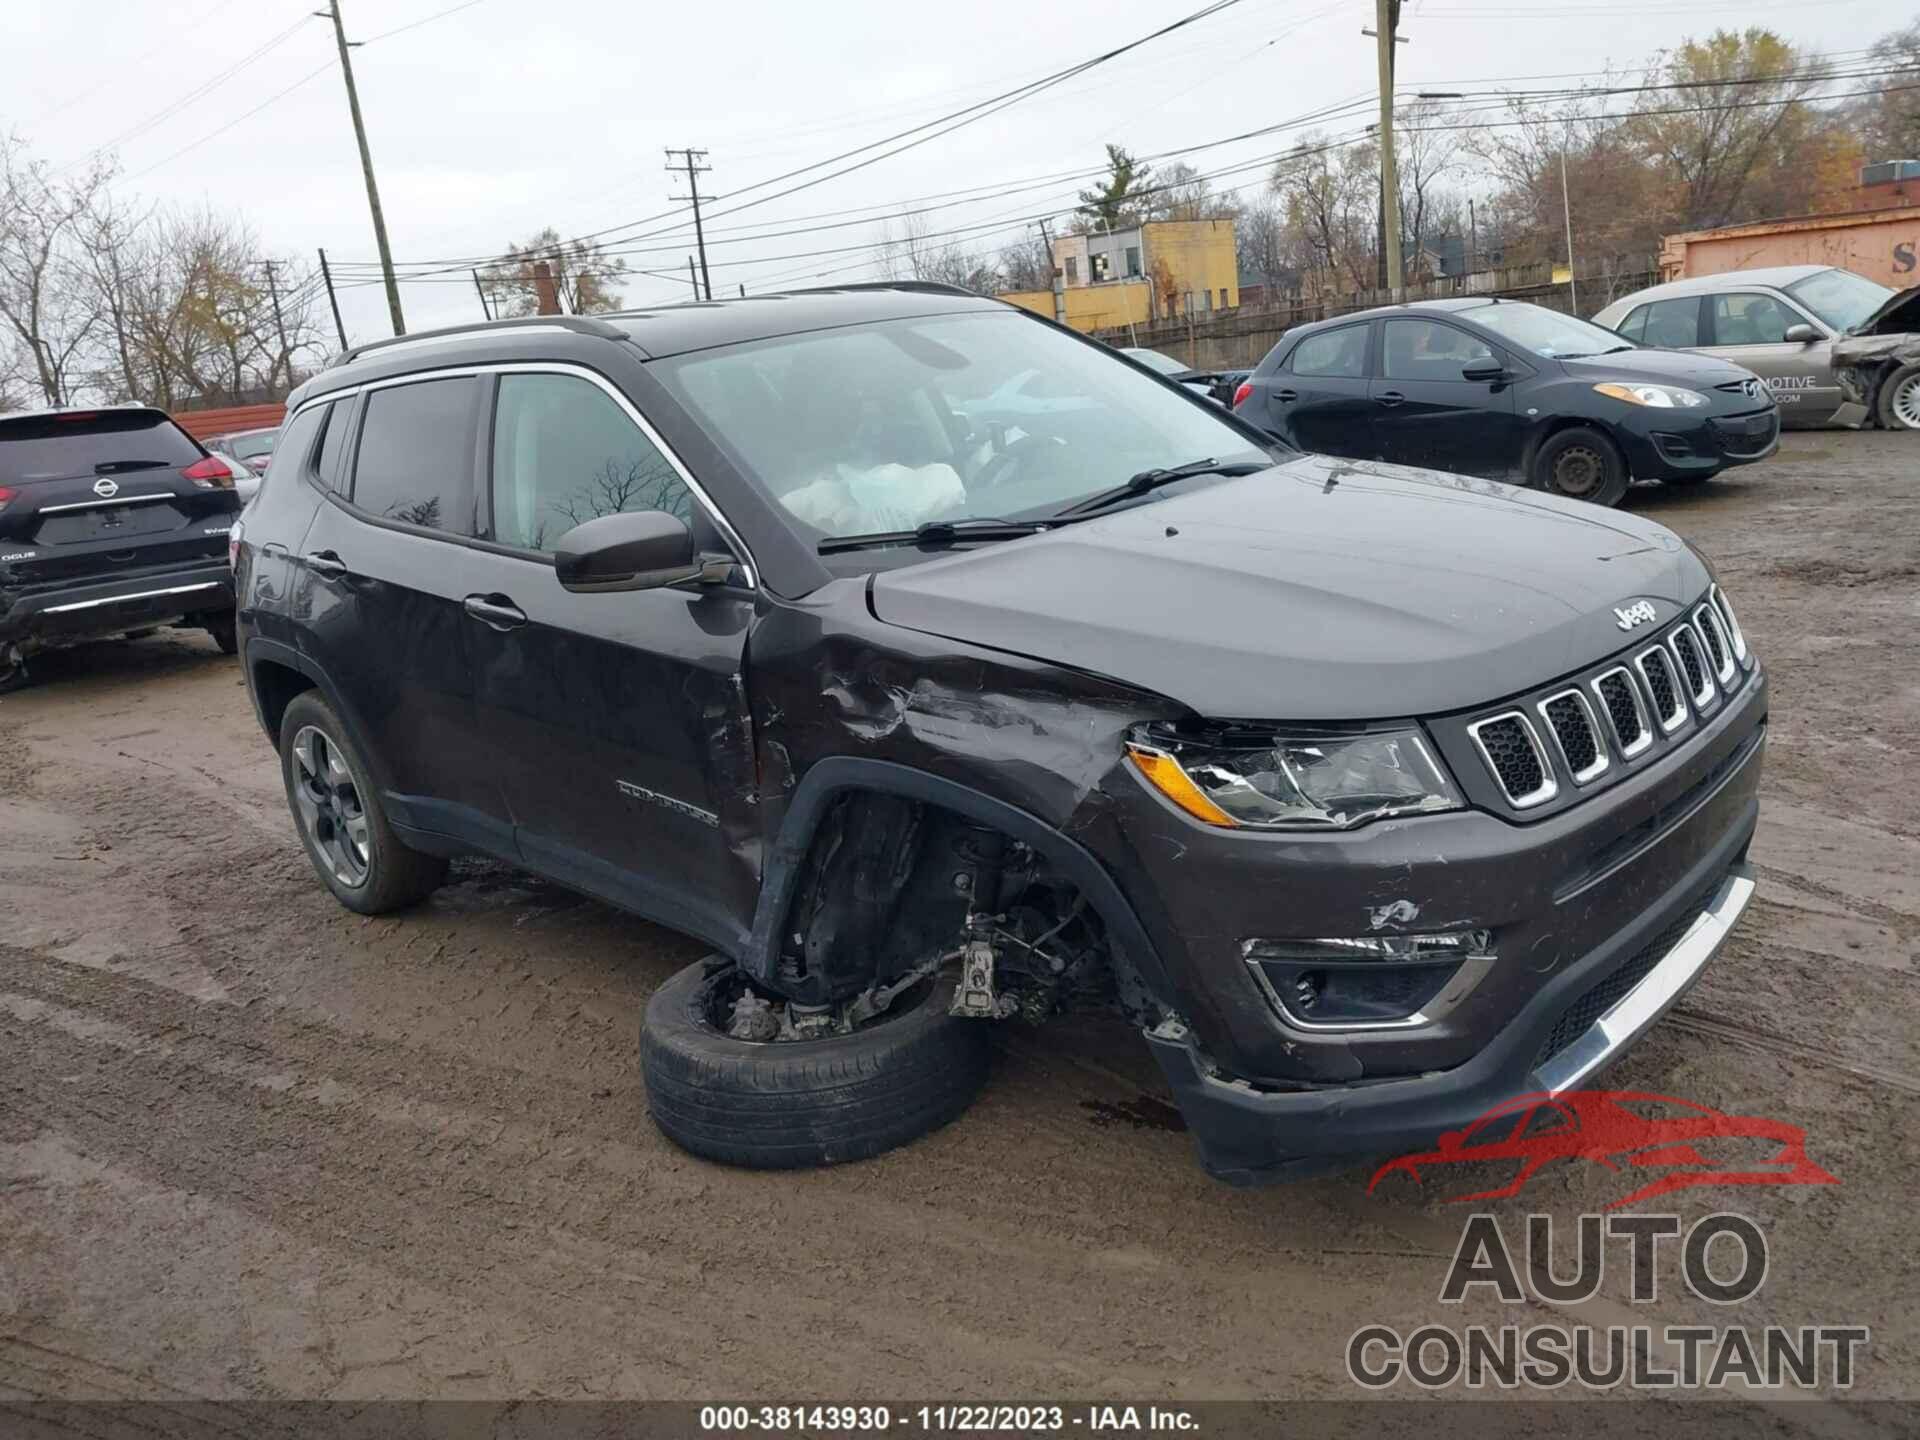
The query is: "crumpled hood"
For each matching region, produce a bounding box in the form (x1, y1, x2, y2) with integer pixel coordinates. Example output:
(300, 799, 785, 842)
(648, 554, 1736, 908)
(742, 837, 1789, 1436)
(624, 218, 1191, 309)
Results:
(869, 455, 1709, 720)
(1844, 282, 1920, 337)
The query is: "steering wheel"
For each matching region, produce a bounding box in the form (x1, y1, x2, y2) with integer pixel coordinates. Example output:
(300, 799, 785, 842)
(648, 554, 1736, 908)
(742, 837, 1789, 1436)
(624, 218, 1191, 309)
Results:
(972, 432, 1063, 490)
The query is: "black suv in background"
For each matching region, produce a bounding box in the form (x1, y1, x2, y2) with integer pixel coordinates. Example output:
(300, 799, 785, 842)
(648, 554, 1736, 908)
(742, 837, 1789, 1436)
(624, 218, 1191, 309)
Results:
(1234, 298, 1780, 506)
(234, 288, 1765, 1186)
(0, 405, 242, 691)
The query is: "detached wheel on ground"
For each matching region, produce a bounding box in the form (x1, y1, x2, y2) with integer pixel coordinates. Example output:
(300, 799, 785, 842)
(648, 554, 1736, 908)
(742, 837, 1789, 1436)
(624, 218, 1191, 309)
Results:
(1533, 426, 1629, 506)
(278, 691, 446, 914)
(641, 960, 992, 1169)
(1877, 363, 1920, 431)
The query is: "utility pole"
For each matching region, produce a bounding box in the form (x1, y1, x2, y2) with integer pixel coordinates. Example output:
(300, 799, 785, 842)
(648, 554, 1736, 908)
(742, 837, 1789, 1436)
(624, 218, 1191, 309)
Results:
(1468, 197, 1477, 275)
(1035, 219, 1066, 325)
(665, 148, 713, 301)
(319, 0, 405, 335)
(472, 270, 492, 320)
(262, 259, 291, 393)
(688, 255, 700, 298)
(1365, 0, 1407, 293)
(1560, 149, 1580, 314)
(317, 248, 347, 350)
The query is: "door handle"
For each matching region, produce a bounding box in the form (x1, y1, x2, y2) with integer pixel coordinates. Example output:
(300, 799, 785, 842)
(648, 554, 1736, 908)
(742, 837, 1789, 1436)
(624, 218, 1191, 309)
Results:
(463, 593, 528, 631)
(1274, 387, 1298, 402)
(303, 549, 349, 578)
(1374, 391, 1406, 407)
(261, 542, 289, 558)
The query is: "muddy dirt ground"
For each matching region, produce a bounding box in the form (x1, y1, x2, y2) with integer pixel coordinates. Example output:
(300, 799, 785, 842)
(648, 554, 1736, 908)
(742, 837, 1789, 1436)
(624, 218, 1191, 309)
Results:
(1, 431, 1916, 1419)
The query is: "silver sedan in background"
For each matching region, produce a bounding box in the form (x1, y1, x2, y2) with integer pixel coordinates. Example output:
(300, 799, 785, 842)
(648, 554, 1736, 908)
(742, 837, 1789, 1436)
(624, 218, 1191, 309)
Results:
(1594, 265, 1920, 430)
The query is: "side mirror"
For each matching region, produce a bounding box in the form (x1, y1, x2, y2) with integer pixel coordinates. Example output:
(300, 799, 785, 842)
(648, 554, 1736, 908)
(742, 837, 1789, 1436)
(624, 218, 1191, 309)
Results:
(553, 510, 727, 593)
(1783, 323, 1819, 344)
(1461, 358, 1506, 382)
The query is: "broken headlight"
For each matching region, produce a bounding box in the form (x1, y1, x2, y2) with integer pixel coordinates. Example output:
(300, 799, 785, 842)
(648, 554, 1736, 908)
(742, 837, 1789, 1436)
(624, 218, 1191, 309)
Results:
(1127, 725, 1462, 830)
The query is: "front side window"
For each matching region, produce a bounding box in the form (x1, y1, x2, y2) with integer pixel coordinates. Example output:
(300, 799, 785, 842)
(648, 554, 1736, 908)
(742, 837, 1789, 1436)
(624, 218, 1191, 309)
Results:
(653, 310, 1269, 542)
(490, 373, 693, 552)
(350, 377, 479, 535)
(1382, 319, 1493, 380)
(1710, 292, 1796, 346)
(1289, 325, 1368, 378)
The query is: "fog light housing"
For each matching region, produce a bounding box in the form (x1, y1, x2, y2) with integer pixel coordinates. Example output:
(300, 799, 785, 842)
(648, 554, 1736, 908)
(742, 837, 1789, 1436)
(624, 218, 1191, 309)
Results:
(1242, 930, 1494, 1031)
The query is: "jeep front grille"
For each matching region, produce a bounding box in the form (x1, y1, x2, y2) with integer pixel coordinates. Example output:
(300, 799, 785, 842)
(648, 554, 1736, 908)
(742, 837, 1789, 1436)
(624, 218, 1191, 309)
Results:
(1591, 667, 1652, 758)
(1537, 689, 1609, 784)
(1465, 712, 1557, 808)
(1711, 584, 1748, 664)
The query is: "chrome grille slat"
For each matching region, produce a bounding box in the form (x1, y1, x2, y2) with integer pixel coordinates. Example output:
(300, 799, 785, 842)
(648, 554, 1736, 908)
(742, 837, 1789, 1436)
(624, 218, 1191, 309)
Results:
(1634, 645, 1687, 733)
(1537, 688, 1609, 784)
(1710, 584, 1749, 666)
(1669, 623, 1717, 709)
(1693, 604, 1736, 684)
(1466, 712, 1558, 809)
(1590, 666, 1652, 759)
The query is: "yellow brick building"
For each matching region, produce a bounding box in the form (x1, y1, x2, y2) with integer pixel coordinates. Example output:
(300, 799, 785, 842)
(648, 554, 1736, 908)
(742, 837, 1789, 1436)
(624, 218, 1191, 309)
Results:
(998, 219, 1237, 334)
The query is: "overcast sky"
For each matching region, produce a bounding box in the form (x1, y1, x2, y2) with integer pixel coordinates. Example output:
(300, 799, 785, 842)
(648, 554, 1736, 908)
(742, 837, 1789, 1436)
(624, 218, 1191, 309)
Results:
(1, 0, 1887, 345)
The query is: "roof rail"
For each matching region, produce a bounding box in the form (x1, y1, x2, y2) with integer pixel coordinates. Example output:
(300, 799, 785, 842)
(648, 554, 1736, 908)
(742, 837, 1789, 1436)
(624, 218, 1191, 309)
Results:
(331, 314, 627, 369)
(776, 281, 988, 299)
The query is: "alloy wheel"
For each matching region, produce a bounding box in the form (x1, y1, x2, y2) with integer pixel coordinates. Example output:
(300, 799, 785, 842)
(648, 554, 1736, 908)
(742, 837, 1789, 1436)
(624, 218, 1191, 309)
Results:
(1892, 373, 1920, 431)
(290, 725, 371, 887)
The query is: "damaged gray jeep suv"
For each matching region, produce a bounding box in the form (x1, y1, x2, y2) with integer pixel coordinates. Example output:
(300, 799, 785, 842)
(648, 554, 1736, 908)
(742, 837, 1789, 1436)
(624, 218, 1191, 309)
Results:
(233, 285, 1764, 1184)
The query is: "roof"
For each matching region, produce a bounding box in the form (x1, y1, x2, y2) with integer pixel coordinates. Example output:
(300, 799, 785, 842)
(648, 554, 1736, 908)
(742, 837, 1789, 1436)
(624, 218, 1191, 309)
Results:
(1601, 265, 1833, 308)
(1288, 295, 1513, 331)
(318, 284, 1008, 390)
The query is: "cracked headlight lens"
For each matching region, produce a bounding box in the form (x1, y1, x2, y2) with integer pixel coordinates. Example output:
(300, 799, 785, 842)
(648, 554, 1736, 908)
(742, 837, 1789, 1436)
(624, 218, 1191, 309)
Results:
(1593, 381, 1708, 409)
(1127, 728, 1462, 830)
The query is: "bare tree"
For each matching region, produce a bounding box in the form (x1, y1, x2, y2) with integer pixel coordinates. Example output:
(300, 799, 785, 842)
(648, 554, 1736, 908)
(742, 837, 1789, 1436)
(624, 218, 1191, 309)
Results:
(996, 233, 1054, 293)
(481, 227, 629, 317)
(1270, 136, 1379, 293)
(1395, 101, 1465, 277)
(1140, 161, 1224, 222)
(0, 134, 112, 406)
(876, 211, 998, 292)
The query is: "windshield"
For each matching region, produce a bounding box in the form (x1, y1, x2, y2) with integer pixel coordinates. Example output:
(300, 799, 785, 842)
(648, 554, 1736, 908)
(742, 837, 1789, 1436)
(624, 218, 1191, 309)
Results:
(1461, 302, 1631, 359)
(653, 311, 1271, 541)
(1786, 268, 1894, 331)
(1122, 347, 1189, 375)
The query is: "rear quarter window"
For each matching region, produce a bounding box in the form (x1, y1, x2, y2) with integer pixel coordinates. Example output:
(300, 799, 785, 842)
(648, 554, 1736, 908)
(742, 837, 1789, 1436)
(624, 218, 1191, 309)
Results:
(1288, 326, 1369, 378)
(0, 410, 201, 483)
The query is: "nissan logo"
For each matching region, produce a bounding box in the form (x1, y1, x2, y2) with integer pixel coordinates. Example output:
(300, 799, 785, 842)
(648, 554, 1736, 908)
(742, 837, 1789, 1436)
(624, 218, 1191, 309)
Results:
(92, 477, 119, 498)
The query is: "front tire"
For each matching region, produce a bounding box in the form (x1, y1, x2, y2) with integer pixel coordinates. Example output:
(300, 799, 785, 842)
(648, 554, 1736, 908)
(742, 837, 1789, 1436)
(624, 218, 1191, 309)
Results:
(1877, 363, 1920, 431)
(0, 646, 29, 695)
(1533, 426, 1629, 506)
(278, 692, 446, 914)
(641, 960, 991, 1170)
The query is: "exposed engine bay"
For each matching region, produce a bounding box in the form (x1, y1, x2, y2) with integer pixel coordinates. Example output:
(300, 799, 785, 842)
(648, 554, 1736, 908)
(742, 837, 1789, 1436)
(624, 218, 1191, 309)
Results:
(727, 792, 1146, 1040)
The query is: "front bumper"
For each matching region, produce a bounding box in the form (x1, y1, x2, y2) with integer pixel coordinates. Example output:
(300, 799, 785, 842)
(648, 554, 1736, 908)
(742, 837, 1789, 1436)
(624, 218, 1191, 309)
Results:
(0, 560, 234, 650)
(1614, 405, 1779, 479)
(1148, 848, 1754, 1185)
(1101, 649, 1766, 1184)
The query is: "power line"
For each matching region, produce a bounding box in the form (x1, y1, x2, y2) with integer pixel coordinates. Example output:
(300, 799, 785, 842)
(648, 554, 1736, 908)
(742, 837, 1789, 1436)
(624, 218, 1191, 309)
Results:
(325, 0, 1250, 275)
(120, 59, 338, 184)
(360, 0, 489, 45)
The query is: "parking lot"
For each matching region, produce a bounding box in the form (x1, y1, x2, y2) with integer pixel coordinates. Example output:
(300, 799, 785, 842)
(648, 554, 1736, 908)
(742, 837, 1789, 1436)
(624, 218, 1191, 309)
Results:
(1, 431, 1915, 1408)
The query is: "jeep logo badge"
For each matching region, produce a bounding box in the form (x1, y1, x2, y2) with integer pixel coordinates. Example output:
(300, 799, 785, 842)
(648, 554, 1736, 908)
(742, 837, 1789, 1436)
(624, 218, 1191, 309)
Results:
(92, 477, 119, 498)
(1614, 600, 1658, 631)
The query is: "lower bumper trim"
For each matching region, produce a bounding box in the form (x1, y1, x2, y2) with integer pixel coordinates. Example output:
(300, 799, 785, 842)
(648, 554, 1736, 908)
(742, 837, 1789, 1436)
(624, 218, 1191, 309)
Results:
(41, 580, 225, 614)
(1533, 867, 1753, 1092)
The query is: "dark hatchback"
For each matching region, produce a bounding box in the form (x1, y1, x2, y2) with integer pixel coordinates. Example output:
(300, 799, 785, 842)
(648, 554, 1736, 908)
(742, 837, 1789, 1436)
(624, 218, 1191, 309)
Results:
(1234, 298, 1780, 506)
(232, 287, 1764, 1185)
(1, 406, 241, 690)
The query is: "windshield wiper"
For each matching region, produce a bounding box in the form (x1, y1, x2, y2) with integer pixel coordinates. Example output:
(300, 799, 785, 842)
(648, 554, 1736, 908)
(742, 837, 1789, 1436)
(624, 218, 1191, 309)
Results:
(817, 517, 1050, 555)
(1052, 457, 1269, 518)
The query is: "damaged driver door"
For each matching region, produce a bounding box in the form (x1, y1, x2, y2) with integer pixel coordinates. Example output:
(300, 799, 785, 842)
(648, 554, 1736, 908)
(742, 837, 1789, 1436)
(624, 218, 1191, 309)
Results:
(461, 368, 760, 949)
